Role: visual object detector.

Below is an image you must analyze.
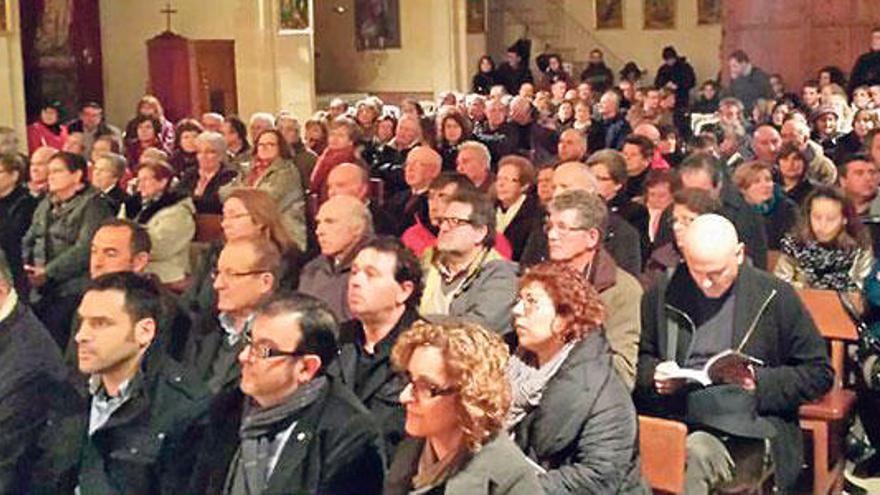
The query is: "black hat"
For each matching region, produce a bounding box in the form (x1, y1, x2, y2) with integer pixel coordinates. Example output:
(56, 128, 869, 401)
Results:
(686, 385, 776, 439)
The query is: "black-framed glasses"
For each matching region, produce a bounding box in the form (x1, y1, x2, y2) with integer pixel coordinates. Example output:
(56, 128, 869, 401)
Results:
(401, 371, 457, 401)
(436, 216, 473, 229)
(210, 268, 268, 281)
(242, 333, 309, 360)
(543, 220, 589, 235)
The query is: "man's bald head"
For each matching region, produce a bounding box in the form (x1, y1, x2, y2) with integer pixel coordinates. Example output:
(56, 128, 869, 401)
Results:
(552, 161, 599, 197)
(327, 163, 369, 201)
(633, 122, 661, 144)
(682, 214, 744, 298)
(405, 145, 443, 191)
(752, 125, 782, 163)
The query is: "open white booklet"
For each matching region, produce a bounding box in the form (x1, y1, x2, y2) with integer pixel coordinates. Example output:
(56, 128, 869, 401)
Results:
(655, 350, 765, 387)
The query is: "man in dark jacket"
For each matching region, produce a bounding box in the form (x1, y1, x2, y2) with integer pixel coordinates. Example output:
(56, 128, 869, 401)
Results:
(495, 39, 533, 96)
(222, 293, 385, 494)
(724, 50, 773, 113)
(0, 252, 75, 493)
(473, 98, 518, 167)
(635, 215, 833, 493)
(21, 151, 114, 348)
(332, 237, 422, 462)
(32, 272, 211, 494)
(387, 146, 441, 235)
(849, 27, 880, 94)
(594, 90, 632, 152)
(580, 48, 615, 93)
(655, 46, 697, 109)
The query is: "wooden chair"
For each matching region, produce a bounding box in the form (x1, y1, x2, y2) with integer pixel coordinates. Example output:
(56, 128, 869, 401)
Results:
(639, 415, 688, 494)
(194, 214, 223, 243)
(797, 289, 860, 495)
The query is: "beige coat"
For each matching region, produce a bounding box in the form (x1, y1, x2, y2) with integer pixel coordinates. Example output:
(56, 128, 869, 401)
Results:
(144, 197, 196, 283)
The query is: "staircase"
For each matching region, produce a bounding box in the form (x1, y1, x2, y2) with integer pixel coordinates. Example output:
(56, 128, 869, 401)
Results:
(492, 0, 628, 79)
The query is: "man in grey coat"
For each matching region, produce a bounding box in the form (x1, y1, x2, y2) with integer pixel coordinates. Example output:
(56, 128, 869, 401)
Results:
(419, 188, 518, 335)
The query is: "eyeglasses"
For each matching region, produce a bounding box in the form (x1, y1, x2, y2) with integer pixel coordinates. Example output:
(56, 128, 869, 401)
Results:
(543, 220, 589, 235)
(242, 333, 308, 360)
(401, 372, 457, 401)
(210, 268, 268, 281)
(222, 212, 251, 222)
(436, 216, 473, 229)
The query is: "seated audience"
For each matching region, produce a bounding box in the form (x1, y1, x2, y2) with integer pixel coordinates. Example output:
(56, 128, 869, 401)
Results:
(124, 95, 175, 151)
(90, 152, 129, 214)
(125, 115, 167, 165)
(495, 155, 542, 261)
(835, 108, 878, 164)
(200, 112, 224, 133)
(472, 55, 498, 95)
(839, 153, 880, 223)
(22, 151, 114, 348)
(775, 186, 874, 291)
(369, 114, 423, 197)
(780, 117, 838, 185)
(28, 146, 55, 198)
(635, 214, 833, 493)
(388, 145, 442, 235)
(326, 162, 395, 235)
(221, 128, 307, 250)
(473, 98, 517, 166)
(733, 160, 799, 250)
(277, 111, 318, 182)
(420, 188, 518, 334)
(594, 89, 632, 151)
(176, 131, 238, 214)
(644, 169, 675, 245)
(27, 101, 67, 153)
(436, 110, 472, 171)
(35, 272, 210, 494)
(334, 237, 422, 461)
(300, 195, 373, 323)
(456, 140, 494, 194)
(216, 293, 385, 494)
(65, 101, 122, 158)
(557, 127, 588, 163)
(222, 115, 251, 170)
(304, 115, 330, 156)
(248, 112, 276, 143)
(0, 154, 37, 294)
(386, 318, 542, 494)
(621, 134, 655, 200)
(508, 262, 644, 493)
(130, 160, 196, 285)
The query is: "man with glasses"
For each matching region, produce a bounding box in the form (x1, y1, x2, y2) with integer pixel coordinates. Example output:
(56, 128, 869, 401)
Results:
(544, 189, 643, 390)
(33, 272, 210, 494)
(202, 293, 384, 494)
(333, 237, 422, 462)
(300, 194, 373, 323)
(419, 188, 518, 335)
(183, 239, 282, 492)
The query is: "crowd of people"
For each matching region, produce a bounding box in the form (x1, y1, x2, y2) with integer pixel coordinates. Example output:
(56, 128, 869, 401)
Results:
(3, 28, 880, 495)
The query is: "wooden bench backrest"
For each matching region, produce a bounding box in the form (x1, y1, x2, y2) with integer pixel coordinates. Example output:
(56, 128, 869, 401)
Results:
(639, 415, 688, 494)
(194, 214, 224, 243)
(797, 289, 859, 388)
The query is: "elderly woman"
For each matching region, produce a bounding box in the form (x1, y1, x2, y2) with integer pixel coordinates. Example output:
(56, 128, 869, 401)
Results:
(220, 128, 307, 250)
(734, 160, 799, 250)
(169, 118, 203, 175)
(176, 131, 238, 214)
(184, 188, 302, 315)
(776, 141, 815, 206)
(304, 115, 329, 156)
(507, 262, 644, 494)
(385, 319, 542, 495)
(128, 160, 195, 285)
(775, 186, 874, 291)
(495, 155, 541, 262)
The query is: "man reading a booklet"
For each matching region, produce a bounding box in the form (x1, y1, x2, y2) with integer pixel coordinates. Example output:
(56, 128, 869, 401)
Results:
(635, 214, 833, 494)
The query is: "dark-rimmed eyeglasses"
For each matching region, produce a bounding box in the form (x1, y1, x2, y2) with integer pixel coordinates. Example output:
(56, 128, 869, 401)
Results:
(242, 333, 309, 360)
(401, 371, 457, 400)
(436, 216, 474, 229)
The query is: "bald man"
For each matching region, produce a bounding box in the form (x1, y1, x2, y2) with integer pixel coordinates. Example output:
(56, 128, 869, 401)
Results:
(326, 163, 395, 235)
(750, 125, 782, 165)
(388, 146, 442, 235)
(635, 214, 833, 493)
(299, 195, 374, 322)
(521, 161, 643, 276)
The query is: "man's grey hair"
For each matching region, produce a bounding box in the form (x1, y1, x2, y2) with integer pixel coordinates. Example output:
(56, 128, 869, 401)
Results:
(196, 131, 228, 157)
(547, 189, 608, 235)
(96, 152, 128, 180)
(458, 140, 491, 169)
(202, 112, 225, 123)
(276, 111, 300, 129)
(249, 112, 276, 128)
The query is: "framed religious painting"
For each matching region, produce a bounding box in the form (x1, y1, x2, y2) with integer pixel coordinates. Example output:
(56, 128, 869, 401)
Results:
(644, 0, 676, 30)
(697, 0, 722, 25)
(466, 0, 486, 34)
(595, 0, 623, 30)
(355, 0, 401, 51)
(279, 0, 310, 32)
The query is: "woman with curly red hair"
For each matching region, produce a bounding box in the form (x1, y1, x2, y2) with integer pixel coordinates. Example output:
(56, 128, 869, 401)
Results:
(507, 262, 647, 494)
(385, 319, 542, 494)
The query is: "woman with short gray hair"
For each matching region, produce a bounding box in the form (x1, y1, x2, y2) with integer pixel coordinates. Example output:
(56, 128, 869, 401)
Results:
(176, 131, 238, 214)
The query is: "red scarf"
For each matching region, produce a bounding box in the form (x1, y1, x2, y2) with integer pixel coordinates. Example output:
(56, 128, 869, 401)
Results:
(246, 157, 272, 187)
